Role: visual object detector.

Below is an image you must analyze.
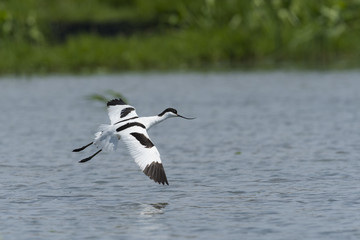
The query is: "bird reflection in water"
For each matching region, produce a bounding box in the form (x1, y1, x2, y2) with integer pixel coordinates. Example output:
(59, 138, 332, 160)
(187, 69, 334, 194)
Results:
(140, 203, 168, 215)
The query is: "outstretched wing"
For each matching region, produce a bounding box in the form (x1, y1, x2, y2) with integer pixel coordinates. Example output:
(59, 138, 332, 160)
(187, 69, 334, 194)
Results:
(119, 126, 169, 185)
(107, 99, 139, 125)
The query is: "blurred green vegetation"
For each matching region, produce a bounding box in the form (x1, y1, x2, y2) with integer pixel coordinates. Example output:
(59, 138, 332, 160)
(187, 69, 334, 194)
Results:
(0, 0, 359, 74)
(87, 90, 128, 104)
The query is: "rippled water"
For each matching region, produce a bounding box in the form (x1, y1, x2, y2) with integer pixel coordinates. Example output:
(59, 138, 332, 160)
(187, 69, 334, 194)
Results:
(1, 72, 360, 239)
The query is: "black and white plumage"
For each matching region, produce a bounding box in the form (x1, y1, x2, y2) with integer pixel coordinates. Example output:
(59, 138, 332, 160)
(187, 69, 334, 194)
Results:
(73, 98, 194, 185)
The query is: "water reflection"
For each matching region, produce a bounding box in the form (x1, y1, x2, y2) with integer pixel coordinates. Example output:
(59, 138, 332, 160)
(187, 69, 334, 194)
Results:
(140, 202, 168, 216)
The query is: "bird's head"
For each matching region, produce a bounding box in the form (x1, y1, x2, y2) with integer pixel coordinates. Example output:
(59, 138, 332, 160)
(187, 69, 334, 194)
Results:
(158, 108, 195, 120)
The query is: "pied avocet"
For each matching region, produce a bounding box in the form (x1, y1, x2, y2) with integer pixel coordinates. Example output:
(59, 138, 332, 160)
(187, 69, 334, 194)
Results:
(73, 98, 194, 185)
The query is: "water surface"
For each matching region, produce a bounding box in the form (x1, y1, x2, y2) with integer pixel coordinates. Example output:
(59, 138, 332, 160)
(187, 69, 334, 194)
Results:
(1, 72, 360, 239)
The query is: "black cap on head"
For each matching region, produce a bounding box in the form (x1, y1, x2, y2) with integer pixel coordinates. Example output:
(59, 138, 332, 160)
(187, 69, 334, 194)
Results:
(158, 108, 177, 116)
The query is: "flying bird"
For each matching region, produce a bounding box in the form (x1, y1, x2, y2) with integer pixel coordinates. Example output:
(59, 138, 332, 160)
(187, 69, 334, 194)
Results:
(73, 98, 195, 185)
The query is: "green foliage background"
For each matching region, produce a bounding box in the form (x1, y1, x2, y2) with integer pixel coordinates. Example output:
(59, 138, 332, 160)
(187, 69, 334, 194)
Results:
(0, 0, 359, 74)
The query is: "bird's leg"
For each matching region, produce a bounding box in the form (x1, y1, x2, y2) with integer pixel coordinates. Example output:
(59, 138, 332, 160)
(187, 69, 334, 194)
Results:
(79, 149, 102, 163)
(73, 142, 93, 152)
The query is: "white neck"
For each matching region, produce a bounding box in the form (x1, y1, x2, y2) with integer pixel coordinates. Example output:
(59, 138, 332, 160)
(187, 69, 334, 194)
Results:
(142, 115, 169, 129)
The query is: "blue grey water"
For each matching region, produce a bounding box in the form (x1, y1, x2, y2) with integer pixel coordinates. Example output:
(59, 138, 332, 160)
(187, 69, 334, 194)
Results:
(0, 72, 360, 240)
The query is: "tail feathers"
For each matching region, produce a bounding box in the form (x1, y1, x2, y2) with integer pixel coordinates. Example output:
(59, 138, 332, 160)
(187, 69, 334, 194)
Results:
(93, 124, 119, 152)
(97, 124, 114, 132)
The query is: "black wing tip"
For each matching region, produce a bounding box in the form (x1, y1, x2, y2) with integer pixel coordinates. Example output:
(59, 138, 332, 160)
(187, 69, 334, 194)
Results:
(143, 162, 169, 185)
(158, 178, 169, 185)
(107, 98, 127, 107)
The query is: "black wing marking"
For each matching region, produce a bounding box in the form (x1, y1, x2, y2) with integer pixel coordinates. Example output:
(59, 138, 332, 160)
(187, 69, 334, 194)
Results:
(116, 122, 146, 132)
(113, 116, 139, 125)
(130, 132, 154, 148)
(107, 98, 126, 106)
(121, 107, 135, 118)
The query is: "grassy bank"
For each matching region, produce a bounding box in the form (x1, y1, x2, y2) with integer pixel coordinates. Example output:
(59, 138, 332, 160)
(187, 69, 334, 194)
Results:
(0, 0, 359, 74)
